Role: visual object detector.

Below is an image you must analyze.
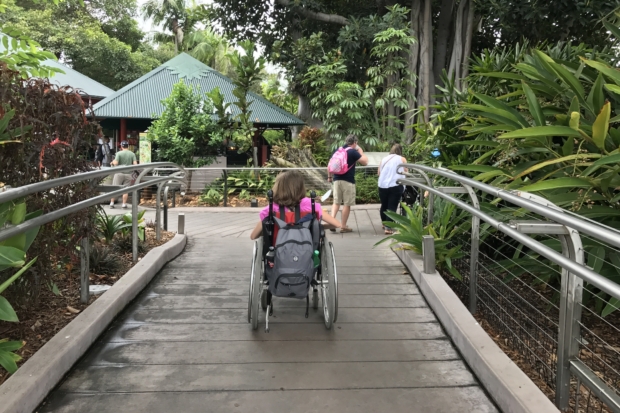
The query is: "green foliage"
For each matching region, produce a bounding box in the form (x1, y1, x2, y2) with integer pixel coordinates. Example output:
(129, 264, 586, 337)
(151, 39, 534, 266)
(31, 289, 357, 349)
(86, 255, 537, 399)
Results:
(354, 172, 380, 204)
(297, 127, 329, 166)
(260, 73, 297, 114)
(201, 188, 222, 206)
(120, 210, 146, 241)
(0, 200, 39, 374)
(302, 6, 416, 149)
(96, 209, 130, 243)
(147, 80, 222, 166)
(0, 0, 160, 89)
(376, 202, 466, 279)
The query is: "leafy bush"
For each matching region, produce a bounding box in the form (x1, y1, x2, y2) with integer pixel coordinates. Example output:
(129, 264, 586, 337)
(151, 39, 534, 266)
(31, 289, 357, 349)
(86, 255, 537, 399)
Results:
(89, 243, 121, 275)
(376, 202, 468, 280)
(112, 234, 146, 254)
(0, 63, 99, 306)
(201, 188, 223, 206)
(354, 172, 380, 204)
(147, 80, 223, 166)
(96, 210, 130, 243)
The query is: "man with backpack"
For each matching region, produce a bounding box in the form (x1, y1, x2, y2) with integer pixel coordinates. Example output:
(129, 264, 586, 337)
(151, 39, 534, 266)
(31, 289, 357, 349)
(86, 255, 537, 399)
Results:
(327, 134, 369, 233)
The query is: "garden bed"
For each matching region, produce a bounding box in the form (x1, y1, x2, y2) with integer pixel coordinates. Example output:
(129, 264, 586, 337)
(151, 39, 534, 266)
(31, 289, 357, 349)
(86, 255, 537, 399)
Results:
(0, 227, 175, 386)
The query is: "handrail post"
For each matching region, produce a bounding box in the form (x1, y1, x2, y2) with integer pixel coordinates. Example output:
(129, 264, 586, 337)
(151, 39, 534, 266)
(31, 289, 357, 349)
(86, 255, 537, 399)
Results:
(462, 184, 481, 314)
(223, 170, 228, 207)
(178, 213, 185, 234)
(164, 184, 169, 231)
(132, 188, 138, 263)
(80, 238, 89, 303)
(422, 235, 435, 274)
(556, 228, 584, 410)
(155, 182, 162, 241)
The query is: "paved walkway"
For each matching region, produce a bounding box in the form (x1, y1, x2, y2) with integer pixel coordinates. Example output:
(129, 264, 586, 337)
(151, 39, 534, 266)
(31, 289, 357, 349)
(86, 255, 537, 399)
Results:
(40, 207, 498, 413)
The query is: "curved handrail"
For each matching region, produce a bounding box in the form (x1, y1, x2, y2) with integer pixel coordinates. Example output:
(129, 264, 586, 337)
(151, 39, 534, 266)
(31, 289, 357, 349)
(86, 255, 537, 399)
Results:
(400, 163, 620, 250)
(398, 176, 620, 302)
(0, 162, 181, 204)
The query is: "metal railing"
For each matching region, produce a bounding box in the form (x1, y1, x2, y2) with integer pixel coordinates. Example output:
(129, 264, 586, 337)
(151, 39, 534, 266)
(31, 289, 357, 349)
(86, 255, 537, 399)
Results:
(146, 165, 380, 207)
(398, 163, 620, 413)
(0, 162, 187, 303)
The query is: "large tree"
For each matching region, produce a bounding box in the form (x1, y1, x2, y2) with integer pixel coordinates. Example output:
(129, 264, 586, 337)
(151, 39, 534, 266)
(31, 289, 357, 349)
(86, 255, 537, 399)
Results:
(1, 0, 161, 89)
(211, 0, 620, 141)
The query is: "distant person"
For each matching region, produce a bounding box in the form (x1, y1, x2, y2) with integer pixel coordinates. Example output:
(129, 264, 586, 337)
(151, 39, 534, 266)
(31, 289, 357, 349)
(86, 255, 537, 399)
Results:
(109, 140, 137, 209)
(378, 144, 408, 235)
(101, 136, 112, 167)
(327, 134, 368, 233)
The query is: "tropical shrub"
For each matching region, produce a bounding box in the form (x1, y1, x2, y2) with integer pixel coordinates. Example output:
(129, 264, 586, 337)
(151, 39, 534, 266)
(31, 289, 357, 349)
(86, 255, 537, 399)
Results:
(376, 202, 468, 279)
(96, 210, 130, 243)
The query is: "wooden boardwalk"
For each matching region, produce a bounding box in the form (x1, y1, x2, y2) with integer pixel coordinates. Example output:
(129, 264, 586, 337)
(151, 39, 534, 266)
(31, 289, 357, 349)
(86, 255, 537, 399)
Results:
(40, 206, 499, 413)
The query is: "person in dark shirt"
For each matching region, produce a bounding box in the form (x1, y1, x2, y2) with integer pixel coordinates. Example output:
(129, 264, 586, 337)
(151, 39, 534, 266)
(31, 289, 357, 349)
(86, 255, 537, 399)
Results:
(327, 134, 369, 233)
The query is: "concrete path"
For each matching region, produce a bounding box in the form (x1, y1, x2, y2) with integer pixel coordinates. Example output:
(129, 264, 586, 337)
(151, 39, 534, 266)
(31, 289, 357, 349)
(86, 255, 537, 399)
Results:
(40, 207, 499, 413)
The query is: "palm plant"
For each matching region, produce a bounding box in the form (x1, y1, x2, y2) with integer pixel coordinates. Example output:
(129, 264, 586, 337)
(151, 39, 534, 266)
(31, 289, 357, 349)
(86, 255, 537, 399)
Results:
(95, 209, 130, 243)
(141, 0, 193, 54)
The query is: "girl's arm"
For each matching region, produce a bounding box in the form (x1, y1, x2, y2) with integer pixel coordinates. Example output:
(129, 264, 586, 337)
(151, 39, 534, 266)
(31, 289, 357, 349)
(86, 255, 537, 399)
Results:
(321, 212, 341, 229)
(250, 221, 263, 240)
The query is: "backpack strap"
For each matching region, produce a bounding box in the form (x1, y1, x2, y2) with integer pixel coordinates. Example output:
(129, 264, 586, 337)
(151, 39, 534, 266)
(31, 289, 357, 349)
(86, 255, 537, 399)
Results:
(294, 204, 301, 223)
(279, 205, 286, 221)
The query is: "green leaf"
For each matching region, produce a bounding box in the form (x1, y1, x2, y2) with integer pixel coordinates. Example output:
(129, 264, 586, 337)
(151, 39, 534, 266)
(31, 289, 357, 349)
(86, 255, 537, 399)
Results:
(498, 126, 582, 139)
(448, 140, 500, 147)
(0, 340, 23, 352)
(602, 297, 620, 318)
(10, 202, 26, 225)
(512, 154, 602, 180)
(592, 101, 611, 151)
(0, 296, 18, 322)
(0, 349, 19, 374)
(0, 257, 37, 294)
(0, 246, 26, 272)
(518, 178, 592, 192)
(562, 137, 574, 156)
(588, 74, 605, 114)
(522, 81, 544, 126)
(582, 154, 620, 176)
(449, 165, 504, 173)
(604, 83, 620, 96)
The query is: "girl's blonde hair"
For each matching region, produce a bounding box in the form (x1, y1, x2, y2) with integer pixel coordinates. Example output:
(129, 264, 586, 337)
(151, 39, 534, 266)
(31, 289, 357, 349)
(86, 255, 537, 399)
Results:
(272, 170, 306, 209)
(390, 143, 403, 155)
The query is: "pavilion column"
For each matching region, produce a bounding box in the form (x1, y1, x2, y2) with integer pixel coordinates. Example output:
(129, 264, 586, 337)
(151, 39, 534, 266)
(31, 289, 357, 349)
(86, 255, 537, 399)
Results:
(120, 118, 127, 144)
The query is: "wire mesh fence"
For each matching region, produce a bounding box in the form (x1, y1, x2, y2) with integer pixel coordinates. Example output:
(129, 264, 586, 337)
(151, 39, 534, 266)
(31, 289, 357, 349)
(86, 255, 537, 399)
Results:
(426, 189, 620, 413)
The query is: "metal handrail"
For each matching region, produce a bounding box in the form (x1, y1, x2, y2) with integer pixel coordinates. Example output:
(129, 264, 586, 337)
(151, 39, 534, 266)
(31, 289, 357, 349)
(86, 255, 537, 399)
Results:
(399, 177, 620, 302)
(403, 163, 620, 250)
(0, 162, 180, 204)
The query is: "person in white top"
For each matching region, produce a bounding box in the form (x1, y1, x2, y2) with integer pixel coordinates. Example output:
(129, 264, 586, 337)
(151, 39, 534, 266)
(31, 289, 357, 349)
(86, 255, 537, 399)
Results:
(378, 144, 408, 234)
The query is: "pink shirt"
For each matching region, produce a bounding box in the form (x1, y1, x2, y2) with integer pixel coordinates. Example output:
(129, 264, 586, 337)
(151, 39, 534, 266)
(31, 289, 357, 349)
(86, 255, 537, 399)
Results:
(259, 197, 323, 221)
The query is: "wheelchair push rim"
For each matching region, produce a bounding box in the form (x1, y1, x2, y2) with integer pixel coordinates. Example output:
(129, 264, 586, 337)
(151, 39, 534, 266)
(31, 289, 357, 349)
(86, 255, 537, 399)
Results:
(248, 238, 262, 329)
(320, 240, 338, 328)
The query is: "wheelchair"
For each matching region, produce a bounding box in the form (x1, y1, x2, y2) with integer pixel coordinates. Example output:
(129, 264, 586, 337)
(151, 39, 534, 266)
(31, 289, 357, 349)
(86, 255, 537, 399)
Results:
(248, 190, 338, 333)
(399, 185, 420, 216)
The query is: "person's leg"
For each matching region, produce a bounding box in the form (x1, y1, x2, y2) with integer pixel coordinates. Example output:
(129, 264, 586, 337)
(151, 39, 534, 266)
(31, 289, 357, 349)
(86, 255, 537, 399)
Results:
(331, 181, 343, 230)
(122, 174, 132, 207)
(378, 187, 389, 223)
(110, 173, 122, 206)
(387, 186, 404, 215)
(340, 181, 355, 232)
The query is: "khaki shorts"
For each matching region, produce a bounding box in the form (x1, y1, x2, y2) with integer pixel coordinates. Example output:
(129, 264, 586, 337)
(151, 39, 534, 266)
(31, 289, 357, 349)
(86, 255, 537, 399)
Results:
(333, 180, 356, 206)
(112, 173, 133, 187)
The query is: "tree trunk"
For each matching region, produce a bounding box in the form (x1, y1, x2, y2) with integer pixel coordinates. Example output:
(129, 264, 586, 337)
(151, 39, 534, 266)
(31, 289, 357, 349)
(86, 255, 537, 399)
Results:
(292, 93, 314, 139)
(172, 19, 180, 54)
(405, 0, 421, 143)
(448, 0, 466, 89)
(418, 0, 432, 123)
(432, 0, 456, 90)
(461, 5, 476, 83)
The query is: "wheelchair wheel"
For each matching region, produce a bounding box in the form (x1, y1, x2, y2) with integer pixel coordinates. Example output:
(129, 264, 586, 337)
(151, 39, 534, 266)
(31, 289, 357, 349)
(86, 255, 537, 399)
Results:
(261, 290, 268, 311)
(248, 238, 262, 330)
(320, 240, 338, 329)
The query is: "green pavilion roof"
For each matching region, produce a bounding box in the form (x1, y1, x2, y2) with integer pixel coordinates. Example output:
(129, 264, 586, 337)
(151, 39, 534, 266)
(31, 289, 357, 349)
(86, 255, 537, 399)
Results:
(92, 53, 304, 126)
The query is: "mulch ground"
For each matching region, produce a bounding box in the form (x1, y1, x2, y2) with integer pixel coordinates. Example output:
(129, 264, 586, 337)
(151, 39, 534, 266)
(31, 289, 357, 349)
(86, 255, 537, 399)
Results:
(139, 193, 269, 208)
(0, 228, 175, 386)
(439, 268, 620, 413)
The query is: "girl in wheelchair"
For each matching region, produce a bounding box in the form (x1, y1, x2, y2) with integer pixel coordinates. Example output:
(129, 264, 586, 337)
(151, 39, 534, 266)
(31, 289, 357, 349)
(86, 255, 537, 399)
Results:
(249, 170, 342, 240)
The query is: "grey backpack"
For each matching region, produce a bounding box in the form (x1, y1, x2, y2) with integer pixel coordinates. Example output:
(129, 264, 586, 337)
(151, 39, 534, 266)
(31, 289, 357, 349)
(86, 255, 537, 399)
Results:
(266, 206, 317, 299)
